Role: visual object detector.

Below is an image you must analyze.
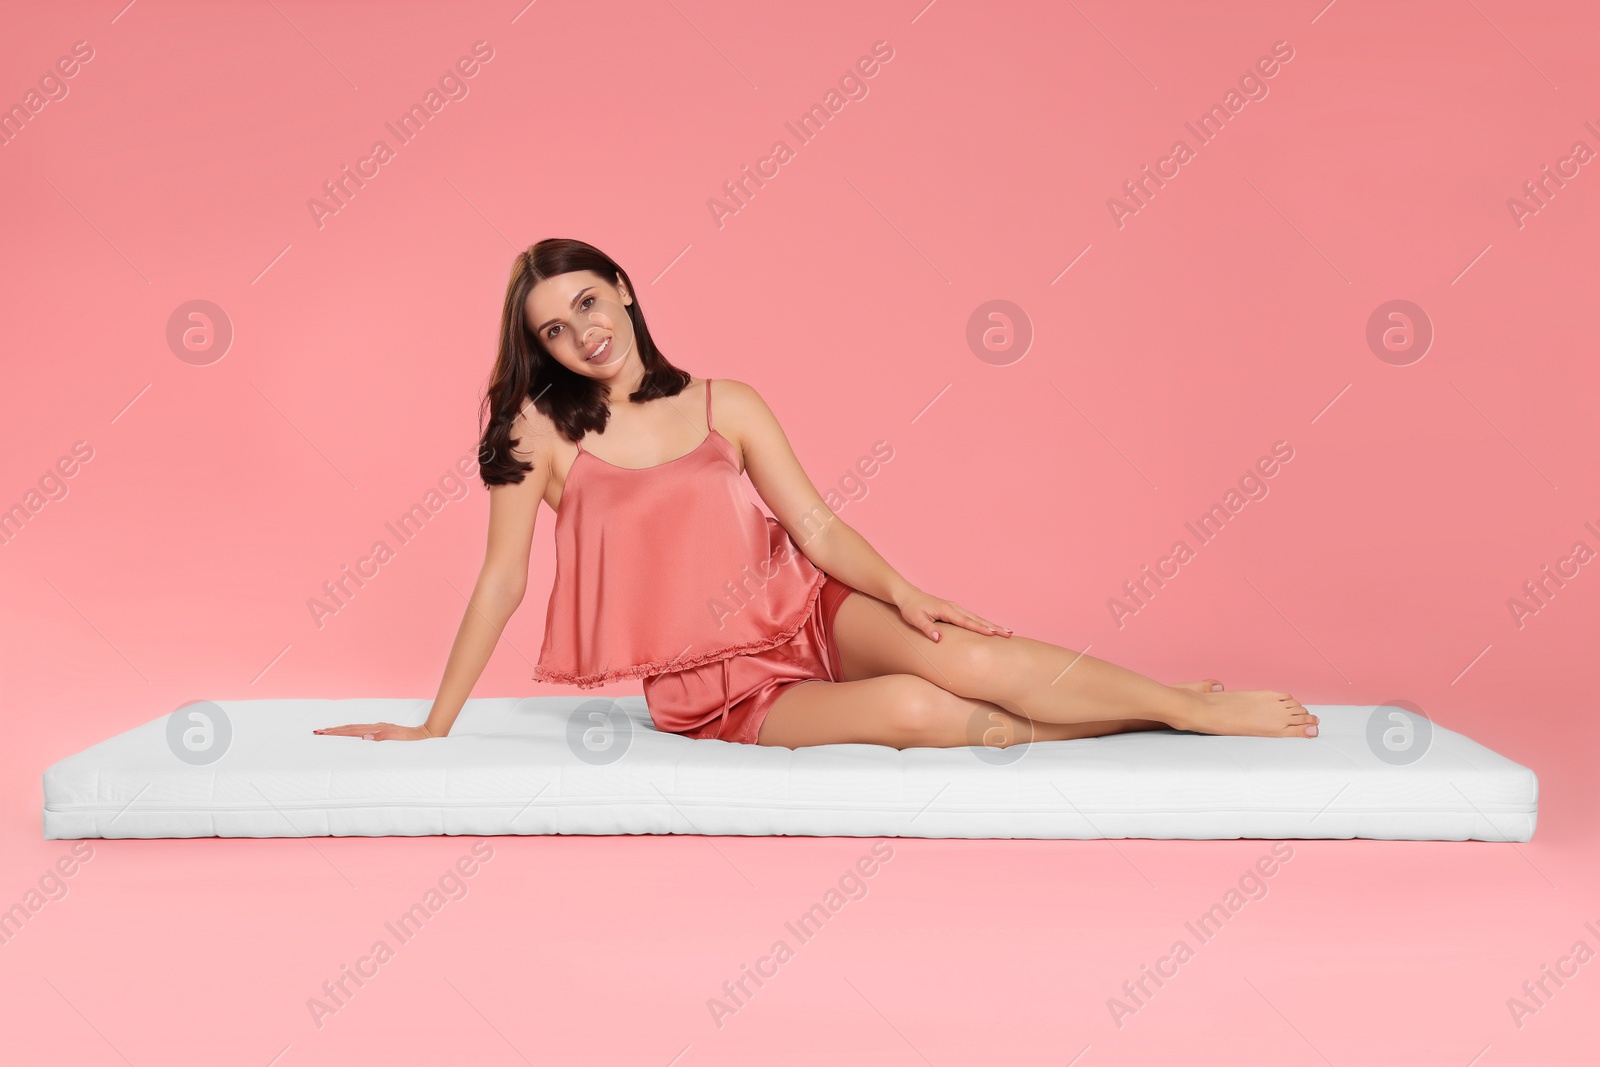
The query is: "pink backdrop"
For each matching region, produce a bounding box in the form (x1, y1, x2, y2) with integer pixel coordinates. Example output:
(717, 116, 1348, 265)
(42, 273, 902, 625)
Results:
(4, 1, 1597, 1063)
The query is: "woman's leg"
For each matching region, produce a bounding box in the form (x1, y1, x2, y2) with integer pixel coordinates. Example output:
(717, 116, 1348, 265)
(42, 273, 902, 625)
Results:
(756, 673, 1167, 749)
(828, 591, 1318, 739)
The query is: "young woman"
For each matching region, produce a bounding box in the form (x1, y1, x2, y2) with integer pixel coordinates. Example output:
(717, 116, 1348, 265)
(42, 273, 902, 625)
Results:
(315, 238, 1318, 749)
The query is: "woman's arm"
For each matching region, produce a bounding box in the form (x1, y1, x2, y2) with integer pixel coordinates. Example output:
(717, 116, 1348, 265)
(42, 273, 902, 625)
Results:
(314, 409, 548, 741)
(722, 380, 908, 601)
(420, 413, 547, 736)
(724, 379, 1007, 642)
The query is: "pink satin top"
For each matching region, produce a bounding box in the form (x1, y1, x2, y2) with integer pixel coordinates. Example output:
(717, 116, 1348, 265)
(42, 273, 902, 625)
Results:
(531, 378, 827, 689)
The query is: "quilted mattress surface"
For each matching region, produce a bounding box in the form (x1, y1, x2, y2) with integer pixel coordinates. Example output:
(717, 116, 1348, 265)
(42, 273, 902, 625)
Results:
(41, 696, 1537, 841)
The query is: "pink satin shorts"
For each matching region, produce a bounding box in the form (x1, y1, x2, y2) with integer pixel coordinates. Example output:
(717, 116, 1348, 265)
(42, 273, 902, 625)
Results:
(641, 576, 858, 745)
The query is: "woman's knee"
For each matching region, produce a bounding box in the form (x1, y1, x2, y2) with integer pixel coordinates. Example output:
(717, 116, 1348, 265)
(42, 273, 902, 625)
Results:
(879, 676, 968, 747)
(939, 635, 1011, 693)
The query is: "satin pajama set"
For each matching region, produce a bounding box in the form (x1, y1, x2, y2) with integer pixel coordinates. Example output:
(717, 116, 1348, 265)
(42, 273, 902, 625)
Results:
(531, 379, 857, 745)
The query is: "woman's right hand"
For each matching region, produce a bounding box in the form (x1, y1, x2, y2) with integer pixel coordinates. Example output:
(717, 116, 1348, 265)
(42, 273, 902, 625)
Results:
(312, 722, 437, 741)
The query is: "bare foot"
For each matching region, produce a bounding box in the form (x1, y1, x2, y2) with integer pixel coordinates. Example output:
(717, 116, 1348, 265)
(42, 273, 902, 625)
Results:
(1173, 678, 1225, 694)
(1171, 689, 1319, 738)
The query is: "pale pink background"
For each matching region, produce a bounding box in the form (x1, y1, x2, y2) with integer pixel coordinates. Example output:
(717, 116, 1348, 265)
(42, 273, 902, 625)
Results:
(3, 0, 1597, 1063)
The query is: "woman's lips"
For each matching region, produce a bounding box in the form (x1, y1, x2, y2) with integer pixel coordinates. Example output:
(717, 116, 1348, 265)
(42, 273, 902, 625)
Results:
(584, 337, 613, 363)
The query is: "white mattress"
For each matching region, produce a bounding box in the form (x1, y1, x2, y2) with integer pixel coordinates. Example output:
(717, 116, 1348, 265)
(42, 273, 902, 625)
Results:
(41, 696, 1537, 841)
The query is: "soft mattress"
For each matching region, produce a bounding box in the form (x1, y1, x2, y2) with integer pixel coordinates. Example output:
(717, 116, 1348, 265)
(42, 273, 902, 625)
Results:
(41, 696, 1538, 841)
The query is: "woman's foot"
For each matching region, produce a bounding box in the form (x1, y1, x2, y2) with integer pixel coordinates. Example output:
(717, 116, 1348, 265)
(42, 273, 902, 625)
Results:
(1170, 688, 1319, 738)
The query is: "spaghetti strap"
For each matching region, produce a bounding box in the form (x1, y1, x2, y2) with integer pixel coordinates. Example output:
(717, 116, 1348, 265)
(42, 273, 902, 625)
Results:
(705, 378, 714, 432)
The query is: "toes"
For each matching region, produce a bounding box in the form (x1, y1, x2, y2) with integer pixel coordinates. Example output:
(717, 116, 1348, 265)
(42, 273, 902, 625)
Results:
(1287, 722, 1318, 738)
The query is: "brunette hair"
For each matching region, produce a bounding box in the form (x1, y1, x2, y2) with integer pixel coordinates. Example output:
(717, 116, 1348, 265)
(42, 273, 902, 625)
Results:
(476, 237, 692, 487)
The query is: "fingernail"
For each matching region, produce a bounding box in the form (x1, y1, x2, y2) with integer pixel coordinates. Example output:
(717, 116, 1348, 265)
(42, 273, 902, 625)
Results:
(1211, 684, 1222, 691)
(363, 733, 374, 740)
(932, 631, 940, 641)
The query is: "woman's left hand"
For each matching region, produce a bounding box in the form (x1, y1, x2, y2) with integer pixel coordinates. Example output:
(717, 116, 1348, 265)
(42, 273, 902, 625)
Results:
(893, 587, 1012, 643)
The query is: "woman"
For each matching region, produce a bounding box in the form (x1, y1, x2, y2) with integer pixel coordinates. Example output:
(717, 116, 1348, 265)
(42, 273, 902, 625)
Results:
(315, 238, 1318, 749)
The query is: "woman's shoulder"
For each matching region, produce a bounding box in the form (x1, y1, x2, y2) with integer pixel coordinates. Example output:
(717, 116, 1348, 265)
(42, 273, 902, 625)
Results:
(701, 376, 764, 414)
(507, 400, 564, 466)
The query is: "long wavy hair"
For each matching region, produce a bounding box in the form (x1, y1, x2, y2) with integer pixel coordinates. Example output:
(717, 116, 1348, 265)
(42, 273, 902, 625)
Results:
(477, 238, 692, 487)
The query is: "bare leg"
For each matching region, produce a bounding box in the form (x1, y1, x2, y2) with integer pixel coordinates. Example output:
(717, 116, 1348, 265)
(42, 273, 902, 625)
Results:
(829, 591, 1318, 739)
(756, 674, 1167, 750)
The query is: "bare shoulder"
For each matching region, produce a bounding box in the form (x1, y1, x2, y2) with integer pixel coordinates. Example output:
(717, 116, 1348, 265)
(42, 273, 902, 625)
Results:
(705, 377, 775, 428)
(705, 378, 794, 479)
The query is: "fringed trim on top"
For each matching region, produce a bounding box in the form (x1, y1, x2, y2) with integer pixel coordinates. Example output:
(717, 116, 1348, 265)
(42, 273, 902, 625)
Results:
(530, 568, 829, 689)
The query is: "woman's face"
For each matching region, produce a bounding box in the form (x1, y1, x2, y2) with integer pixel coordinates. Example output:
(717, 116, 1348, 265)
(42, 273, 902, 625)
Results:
(525, 270, 637, 379)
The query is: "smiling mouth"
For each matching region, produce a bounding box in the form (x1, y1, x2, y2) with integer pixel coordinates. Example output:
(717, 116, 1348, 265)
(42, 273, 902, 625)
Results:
(583, 337, 613, 363)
